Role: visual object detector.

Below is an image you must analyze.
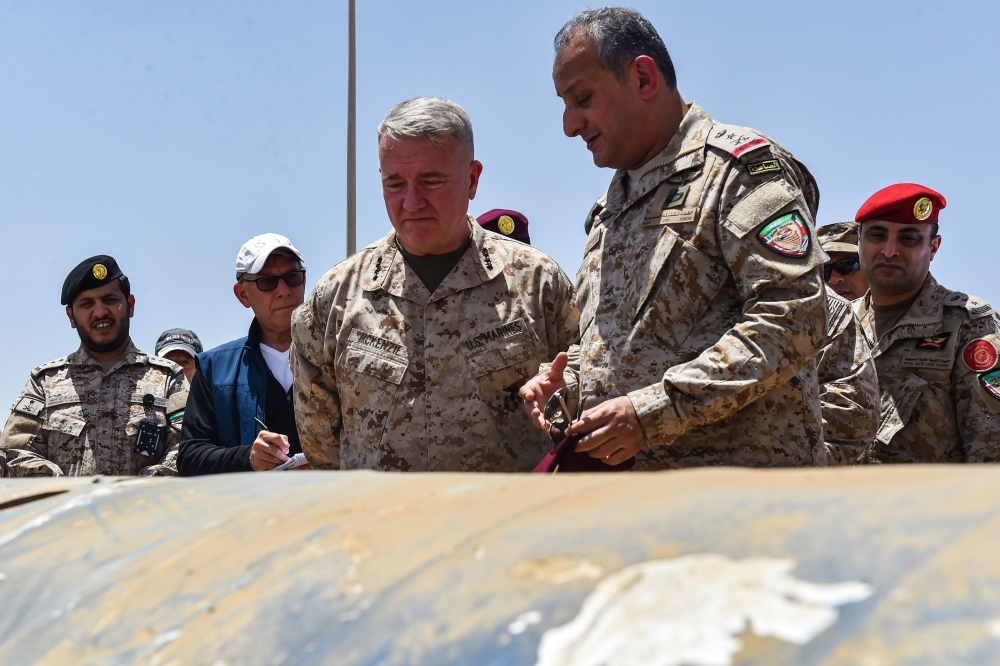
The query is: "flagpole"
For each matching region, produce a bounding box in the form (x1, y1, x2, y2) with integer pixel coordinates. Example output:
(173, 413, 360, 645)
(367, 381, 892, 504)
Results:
(346, 0, 357, 257)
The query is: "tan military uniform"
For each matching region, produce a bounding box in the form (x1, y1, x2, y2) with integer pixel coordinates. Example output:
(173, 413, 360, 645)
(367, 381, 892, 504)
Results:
(570, 102, 829, 469)
(292, 219, 579, 472)
(0, 341, 187, 477)
(818, 287, 879, 464)
(855, 274, 1000, 462)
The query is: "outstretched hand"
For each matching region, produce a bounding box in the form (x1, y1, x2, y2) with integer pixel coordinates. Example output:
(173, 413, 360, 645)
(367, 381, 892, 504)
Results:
(520, 352, 568, 432)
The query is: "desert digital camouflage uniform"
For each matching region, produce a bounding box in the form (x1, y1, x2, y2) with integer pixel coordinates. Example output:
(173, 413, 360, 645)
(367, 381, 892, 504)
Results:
(0, 341, 187, 477)
(818, 287, 879, 465)
(855, 274, 1000, 462)
(292, 219, 579, 472)
(571, 102, 829, 469)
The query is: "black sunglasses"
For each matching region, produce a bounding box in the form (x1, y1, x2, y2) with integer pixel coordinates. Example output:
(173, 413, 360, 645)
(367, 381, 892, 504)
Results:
(823, 258, 860, 281)
(241, 269, 306, 293)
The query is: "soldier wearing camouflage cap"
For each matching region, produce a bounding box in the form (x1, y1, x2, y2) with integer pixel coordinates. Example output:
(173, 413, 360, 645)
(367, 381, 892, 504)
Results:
(853, 183, 1000, 462)
(292, 97, 579, 472)
(818, 222, 869, 302)
(523, 9, 830, 469)
(0, 255, 188, 477)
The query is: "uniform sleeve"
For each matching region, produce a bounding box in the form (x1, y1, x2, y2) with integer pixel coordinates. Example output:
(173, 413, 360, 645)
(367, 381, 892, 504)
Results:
(0, 376, 63, 477)
(628, 155, 829, 447)
(138, 370, 189, 477)
(546, 264, 580, 356)
(291, 282, 344, 470)
(955, 316, 1000, 461)
(816, 310, 880, 465)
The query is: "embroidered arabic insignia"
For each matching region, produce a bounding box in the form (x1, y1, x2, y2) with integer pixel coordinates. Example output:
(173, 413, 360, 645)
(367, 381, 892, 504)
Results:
(915, 333, 951, 351)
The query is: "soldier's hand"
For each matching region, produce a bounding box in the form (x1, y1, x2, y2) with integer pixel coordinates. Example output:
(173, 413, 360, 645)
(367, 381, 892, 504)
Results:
(520, 352, 569, 432)
(567, 396, 647, 465)
(250, 431, 290, 471)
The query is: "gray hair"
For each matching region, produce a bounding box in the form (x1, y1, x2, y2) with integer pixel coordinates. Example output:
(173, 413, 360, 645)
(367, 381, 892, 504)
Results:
(377, 96, 475, 155)
(554, 8, 677, 89)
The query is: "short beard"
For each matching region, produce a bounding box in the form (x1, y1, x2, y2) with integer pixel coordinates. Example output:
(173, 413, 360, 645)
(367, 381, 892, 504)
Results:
(77, 318, 131, 355)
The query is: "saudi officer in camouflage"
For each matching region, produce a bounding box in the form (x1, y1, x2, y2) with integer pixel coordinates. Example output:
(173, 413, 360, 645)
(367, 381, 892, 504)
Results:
(523, 9, 829, 469)
(853, 184, 1000, 462)
(815, 223, 879, 464)
(0, 256, 188, 477)
(291, 97, 579, 471)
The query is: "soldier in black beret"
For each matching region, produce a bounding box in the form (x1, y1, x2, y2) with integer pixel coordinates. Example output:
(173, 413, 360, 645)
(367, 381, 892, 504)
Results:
(0, 255, 189, 477)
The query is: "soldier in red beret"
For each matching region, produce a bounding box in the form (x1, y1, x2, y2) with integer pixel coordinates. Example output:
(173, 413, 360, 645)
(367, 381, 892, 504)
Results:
(853, 183, 1000, 462)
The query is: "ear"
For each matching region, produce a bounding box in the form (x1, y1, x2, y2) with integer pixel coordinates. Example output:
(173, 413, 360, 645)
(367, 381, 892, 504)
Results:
(632, 55, 661, 101)
(233, 281, 253, 309)
(468, 160, 484, 200)
(66, 305, 77, 330)
(126, 294, 136, 318)
(929, 234, 942, 260)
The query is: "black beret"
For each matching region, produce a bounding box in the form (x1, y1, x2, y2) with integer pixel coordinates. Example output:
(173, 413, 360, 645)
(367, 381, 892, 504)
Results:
(61, 255, 126, 306)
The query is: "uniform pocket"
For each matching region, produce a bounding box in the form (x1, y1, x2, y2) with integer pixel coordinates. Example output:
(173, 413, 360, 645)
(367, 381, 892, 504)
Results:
(463, 334, 539, 439)
(631, 230, 729, 348)
(339, 344, 407, 455)
(43, 404, 86, 438)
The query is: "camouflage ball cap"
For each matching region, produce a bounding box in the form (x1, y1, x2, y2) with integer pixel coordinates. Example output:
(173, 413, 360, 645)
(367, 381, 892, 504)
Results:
(60, 255, 125, 305)
(817, 222, 860, 253)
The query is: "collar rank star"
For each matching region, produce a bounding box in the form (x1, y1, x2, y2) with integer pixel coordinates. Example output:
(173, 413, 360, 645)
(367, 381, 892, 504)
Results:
(757, 211, 810, 258)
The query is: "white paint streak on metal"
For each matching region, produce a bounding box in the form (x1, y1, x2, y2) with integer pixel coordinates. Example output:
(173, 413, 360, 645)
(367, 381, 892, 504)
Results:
(534, 554, 873, 666)
(509, 611, 542, 635)
(984, 617, 1000, 641)
(0, 484, 126, 550)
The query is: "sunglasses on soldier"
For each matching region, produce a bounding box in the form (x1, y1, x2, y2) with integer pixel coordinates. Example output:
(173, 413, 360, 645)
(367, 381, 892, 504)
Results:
(823, 257, 860, 281)
(240, 269, 306, 293)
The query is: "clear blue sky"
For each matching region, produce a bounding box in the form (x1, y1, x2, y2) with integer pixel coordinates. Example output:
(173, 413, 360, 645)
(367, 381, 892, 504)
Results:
(1, 0, 998, 405)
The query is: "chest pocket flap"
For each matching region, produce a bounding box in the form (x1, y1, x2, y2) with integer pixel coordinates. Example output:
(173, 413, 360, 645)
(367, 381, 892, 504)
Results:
(876, 373, 928, 445)
(343, 329, 409, 385)
(462, 320, 536, 377)
(43, 404, 86, 437)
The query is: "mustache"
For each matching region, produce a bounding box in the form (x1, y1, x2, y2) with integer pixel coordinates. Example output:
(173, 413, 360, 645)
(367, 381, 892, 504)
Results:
(873, 257, 905, 269)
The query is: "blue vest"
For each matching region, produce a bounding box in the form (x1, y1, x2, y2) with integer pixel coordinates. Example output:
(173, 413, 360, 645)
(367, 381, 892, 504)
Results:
(195, 322, 268, 449)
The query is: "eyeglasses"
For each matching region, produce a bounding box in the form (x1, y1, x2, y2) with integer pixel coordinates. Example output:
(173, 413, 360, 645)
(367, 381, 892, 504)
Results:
(240, 270, 306, 292)
(823, 258, 861, 281)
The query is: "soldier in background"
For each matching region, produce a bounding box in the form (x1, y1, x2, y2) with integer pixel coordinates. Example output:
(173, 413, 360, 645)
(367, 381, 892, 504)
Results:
(155, 328, 203, 383)
(292, 96, 578, 472)
(815, 225, 879, 463)
(0, 256, 187, 477)
(854, 183, 1000, 462)
(818, 222, 869, 301)
(523, 8, 829, 469)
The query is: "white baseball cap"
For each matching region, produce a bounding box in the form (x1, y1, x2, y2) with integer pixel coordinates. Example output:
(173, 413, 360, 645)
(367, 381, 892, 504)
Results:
(235, 233, 305, 278)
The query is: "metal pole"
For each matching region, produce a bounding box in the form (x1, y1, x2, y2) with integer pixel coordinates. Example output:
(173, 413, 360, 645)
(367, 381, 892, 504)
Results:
(346, 0, 357, 257)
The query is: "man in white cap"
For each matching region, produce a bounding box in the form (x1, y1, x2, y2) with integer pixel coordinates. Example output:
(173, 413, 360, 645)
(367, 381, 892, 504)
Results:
(177, 233, 308, 475)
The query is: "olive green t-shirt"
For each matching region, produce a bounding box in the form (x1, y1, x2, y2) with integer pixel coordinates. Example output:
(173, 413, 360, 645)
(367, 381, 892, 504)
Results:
(396, 236, 472, 295)
(873, 293, 920, 340)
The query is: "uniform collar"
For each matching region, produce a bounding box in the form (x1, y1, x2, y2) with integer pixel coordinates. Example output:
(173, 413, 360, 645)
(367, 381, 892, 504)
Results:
(359, 216, 505, 305)
(67, 339, 146, 372)
(603, 101, 712, 218)
(857, 273, 945, 350)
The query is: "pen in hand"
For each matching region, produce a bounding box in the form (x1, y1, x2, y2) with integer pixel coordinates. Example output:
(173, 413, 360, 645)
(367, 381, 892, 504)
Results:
(254, 416, 268, 431)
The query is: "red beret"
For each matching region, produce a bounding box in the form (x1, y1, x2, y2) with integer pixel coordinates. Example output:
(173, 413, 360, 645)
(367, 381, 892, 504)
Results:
(476, 209, 530, 243)
(855, 183, 946, 225)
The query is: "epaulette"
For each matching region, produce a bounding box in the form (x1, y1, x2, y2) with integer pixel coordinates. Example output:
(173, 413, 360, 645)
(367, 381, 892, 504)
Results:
(707, 123, 771, 160)
(148, 356, 184, 374)
(944, 291, 996, 320)
(29, 357, 69, 378)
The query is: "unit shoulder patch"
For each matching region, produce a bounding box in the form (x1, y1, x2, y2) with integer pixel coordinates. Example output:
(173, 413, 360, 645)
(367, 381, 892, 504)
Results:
(13, 396, 45, 417)
(757, 210, 811, 258)
(979, 369, 1000, 402)
(707, 123, 771, 159)
(962, 337, 1000, 373)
